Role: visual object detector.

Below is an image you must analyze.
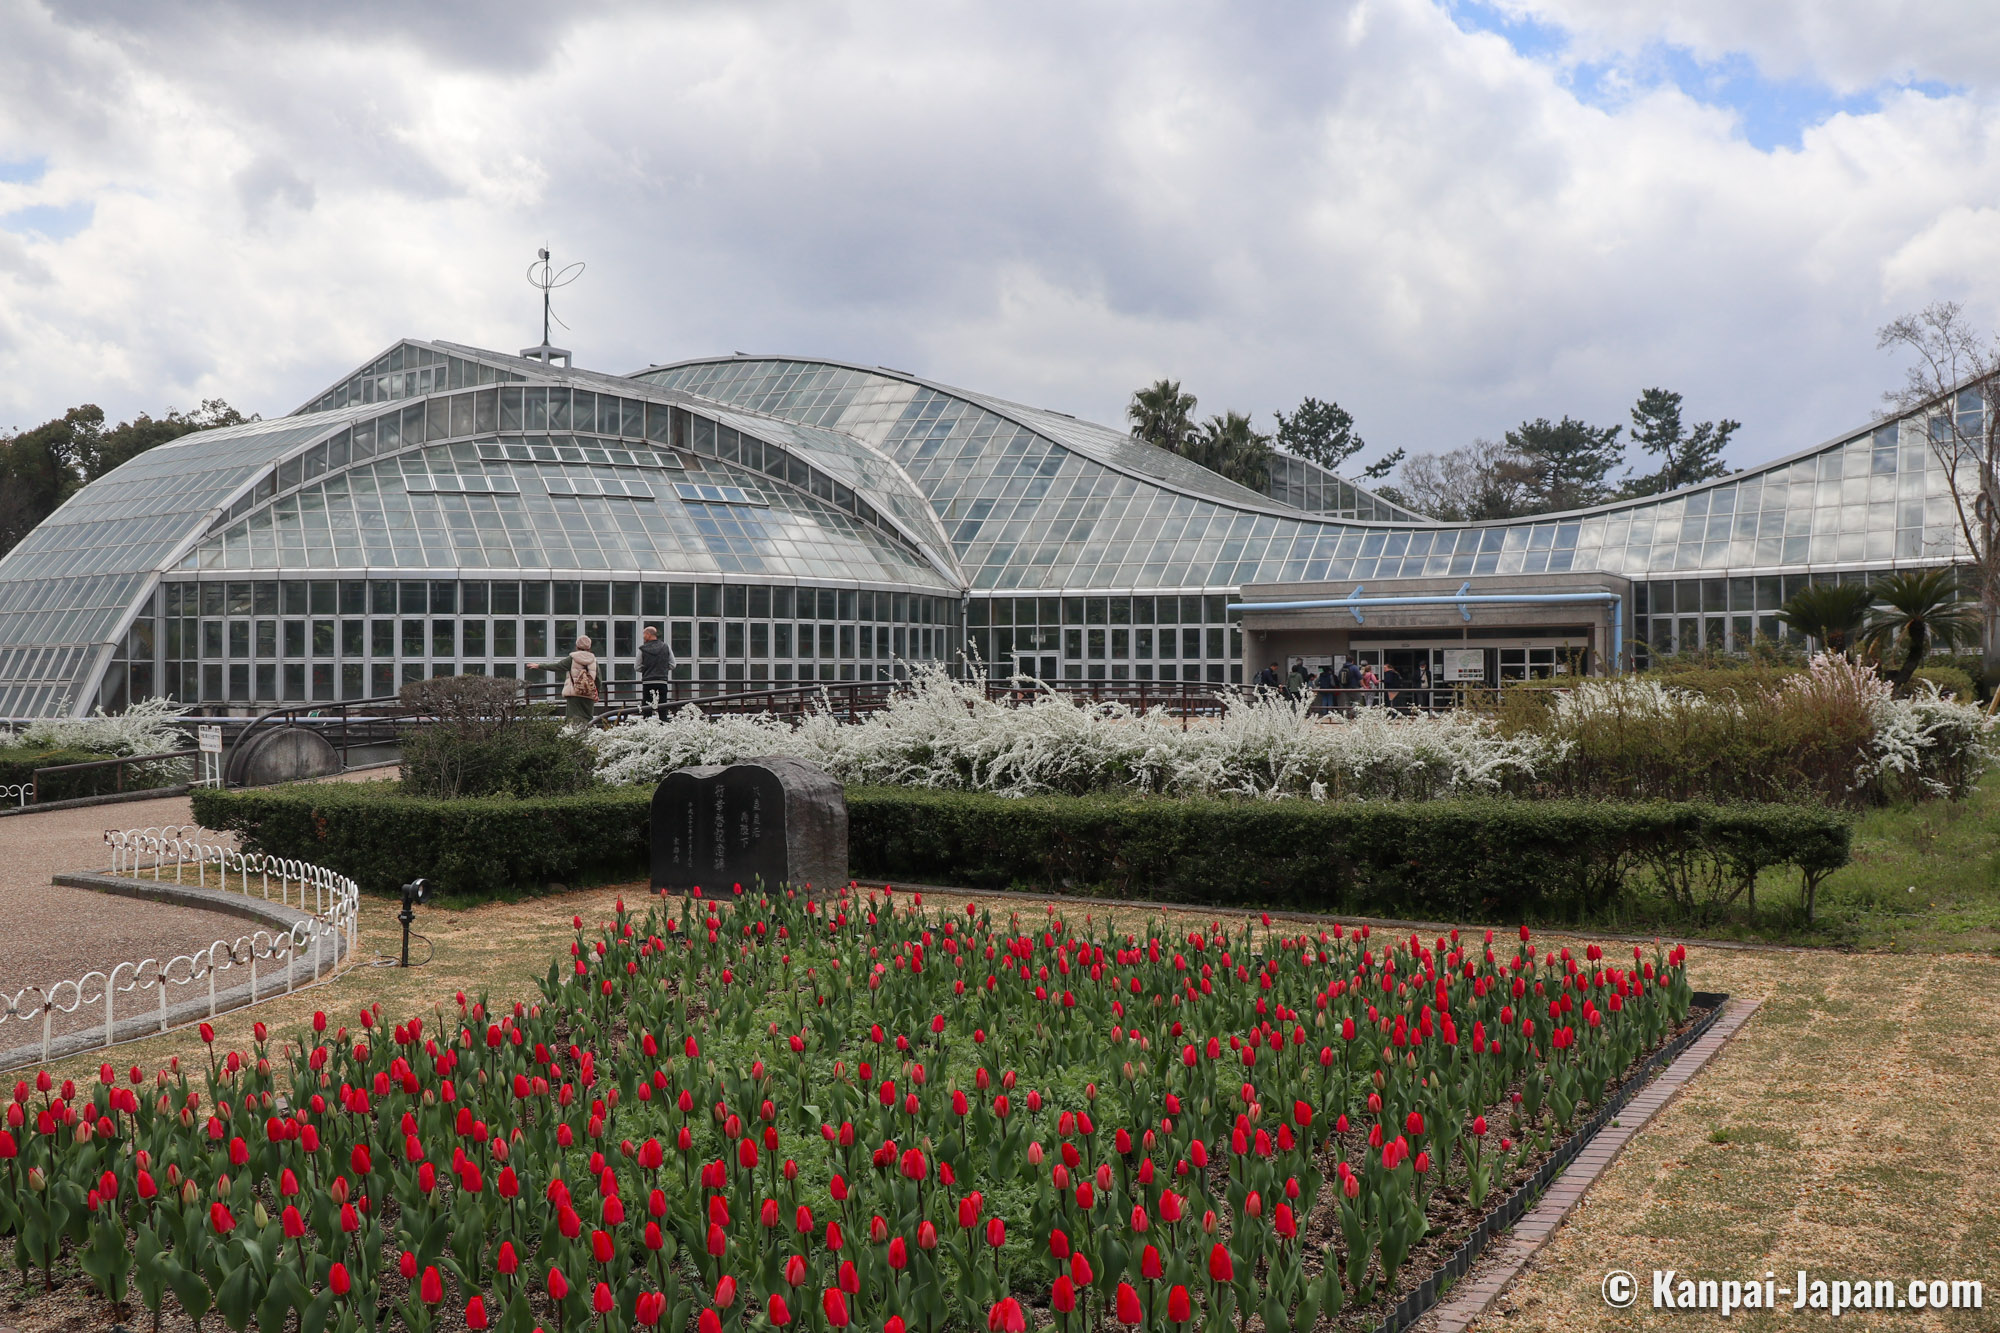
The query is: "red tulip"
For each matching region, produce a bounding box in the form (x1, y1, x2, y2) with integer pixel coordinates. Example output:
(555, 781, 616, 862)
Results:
(1052, 1277, 1076, 1313)
(1207, 1244, 1234, 1282)
(281, 1205, 305, 1238)
(593, 1282, 614, 1315)
(466, 1294, 490, 1329)
(1167, 1285, 1192, 1323)
(1116, 1282, 1143, 1325)
(985, 1217, 1006, 1249)
(209, 1202, 235, 1235)
(714, 1275, 738, 1308)
(421, 1268, 444, 1305)
(823, 1289, 851, 1328)
(768, 1294, 792, 1326)
(988, 1297, 1027, 1332)
(547, 1267, 570, 1301)
(887, 1237, 908, 1270)
(329, 1263, 351, 1296)
(699, 1311, 723, 1333)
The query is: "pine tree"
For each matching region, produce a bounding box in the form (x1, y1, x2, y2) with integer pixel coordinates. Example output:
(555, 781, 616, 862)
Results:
(1623, 387, 1738, 497)
(1501, 416, 1624, 511)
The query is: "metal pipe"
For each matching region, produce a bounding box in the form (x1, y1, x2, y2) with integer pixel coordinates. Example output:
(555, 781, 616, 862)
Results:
(1229, 590, 1626, 673)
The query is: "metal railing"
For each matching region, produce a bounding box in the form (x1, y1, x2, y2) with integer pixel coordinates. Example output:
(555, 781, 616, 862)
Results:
(29, 748, 199, 800)
(143, 673, 1534, 793)
(2, 782, 31, 809)
(0, 829, 361, 1067)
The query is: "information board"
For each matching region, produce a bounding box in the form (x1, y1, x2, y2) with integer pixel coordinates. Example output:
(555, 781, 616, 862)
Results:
(1441, 649, 1486, 683)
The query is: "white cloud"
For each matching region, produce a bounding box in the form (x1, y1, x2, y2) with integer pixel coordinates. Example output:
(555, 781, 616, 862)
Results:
(1477, 0, 2000, 95)
(0, 0, 1995, 478)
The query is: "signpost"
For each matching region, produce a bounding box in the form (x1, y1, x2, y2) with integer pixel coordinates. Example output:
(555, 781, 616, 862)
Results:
(197, 725, 224, 788)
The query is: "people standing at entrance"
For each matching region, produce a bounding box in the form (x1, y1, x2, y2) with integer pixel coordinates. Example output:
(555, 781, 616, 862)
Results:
(1417, 662, 1432, 708)
(1339, 658, 1362, 713)
(1288, 660, 1310, 700)
(1313, 662, 1336, 715)
(1255, 660, 1282, 692)
(1360, 663, 1381, 707)
(1382, 663, 1403, 712)
(638, 625, 675, 716)
(530, 635, 599, 725)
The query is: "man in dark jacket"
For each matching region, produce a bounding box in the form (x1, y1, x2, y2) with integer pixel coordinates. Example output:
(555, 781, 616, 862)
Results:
(638, 625, 676, 716)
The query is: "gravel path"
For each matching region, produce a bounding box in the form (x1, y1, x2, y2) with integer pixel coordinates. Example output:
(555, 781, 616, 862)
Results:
(0, 793, 245, 1048)
(0, 771, 398, 1055)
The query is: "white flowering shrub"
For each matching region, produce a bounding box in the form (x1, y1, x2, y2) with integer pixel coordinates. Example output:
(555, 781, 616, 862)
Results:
(6, 695, 193, 757)
(590, 656, 1997, 806)
(1530, 653, 1997, 803)
(588, 667, 1551, 800)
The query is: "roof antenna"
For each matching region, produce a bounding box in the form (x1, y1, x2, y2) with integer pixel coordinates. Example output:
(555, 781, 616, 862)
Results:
(522, 246, 583, 368)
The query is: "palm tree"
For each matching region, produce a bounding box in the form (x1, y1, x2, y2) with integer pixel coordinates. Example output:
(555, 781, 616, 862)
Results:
(1127, 380, 1197, 453)
(1776, 582, 1876, 655)
(1858, 567, 1980, 687)
(1186, 411, 1275, 490)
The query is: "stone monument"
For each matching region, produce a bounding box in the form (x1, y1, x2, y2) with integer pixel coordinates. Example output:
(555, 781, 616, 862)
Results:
(650, 756, 847, 895)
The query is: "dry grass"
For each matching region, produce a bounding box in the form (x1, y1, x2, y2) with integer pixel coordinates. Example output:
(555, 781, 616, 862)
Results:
(23, 884, 2000, 1333)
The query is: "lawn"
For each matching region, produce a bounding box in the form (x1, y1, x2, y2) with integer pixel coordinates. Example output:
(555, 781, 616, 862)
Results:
(1550, 772, 2000, 954)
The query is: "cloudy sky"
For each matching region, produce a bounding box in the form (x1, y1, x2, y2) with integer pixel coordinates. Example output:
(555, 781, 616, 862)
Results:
(0, 0, 1995, 482)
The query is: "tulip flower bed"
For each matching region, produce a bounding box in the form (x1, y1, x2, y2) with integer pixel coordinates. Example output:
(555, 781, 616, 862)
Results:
(0, 889, 1700, 1333)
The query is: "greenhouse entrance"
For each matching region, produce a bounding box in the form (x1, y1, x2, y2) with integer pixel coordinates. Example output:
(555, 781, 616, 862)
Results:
(1234, 571, 1630, 692)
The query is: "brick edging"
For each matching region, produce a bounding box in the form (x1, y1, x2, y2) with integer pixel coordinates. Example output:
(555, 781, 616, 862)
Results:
(1416, 997, 1762, 1333)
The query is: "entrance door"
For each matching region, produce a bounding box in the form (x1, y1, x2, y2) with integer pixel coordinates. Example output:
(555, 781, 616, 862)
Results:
(1382, 649, 1431, 709)
(1016, 654, 1059, 683)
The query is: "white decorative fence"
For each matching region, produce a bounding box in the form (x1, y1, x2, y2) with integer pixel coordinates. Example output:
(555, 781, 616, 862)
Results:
(2, 782, 31, 809)
(0, 827, 361, 1066)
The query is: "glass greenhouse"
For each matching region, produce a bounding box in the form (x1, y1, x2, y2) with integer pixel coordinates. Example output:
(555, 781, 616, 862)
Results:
(0, 338, 1971, 717)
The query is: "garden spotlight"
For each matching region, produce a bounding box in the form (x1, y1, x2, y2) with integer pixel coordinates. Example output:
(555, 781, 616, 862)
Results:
(398, 878, 430, 967)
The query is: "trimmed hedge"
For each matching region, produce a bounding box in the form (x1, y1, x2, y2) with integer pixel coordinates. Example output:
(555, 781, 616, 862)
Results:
(191, 780, 1854, 922)
(191, 782, 651, 899)
(0, 745, 126, 802)
(845, 787, 1853, 921)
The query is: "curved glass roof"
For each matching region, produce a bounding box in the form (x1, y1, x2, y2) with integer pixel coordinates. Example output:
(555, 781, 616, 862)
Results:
(639, 356, 1968, 590)
(188, 435, 948, 588)
(0, 416, 343, 715)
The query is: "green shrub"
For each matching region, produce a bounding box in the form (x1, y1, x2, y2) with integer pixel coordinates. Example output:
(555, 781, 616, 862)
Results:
(1920, 653, 1989, 700)
(845, 787, 1852, 922)
(1912, 664, 1978, 701)
(192, 782, 650, 899)
(397, 675, 595, 799)
(399, 721, 595, 799)
(0, 744, 128, 801)
(192, 779, 1855, 922)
